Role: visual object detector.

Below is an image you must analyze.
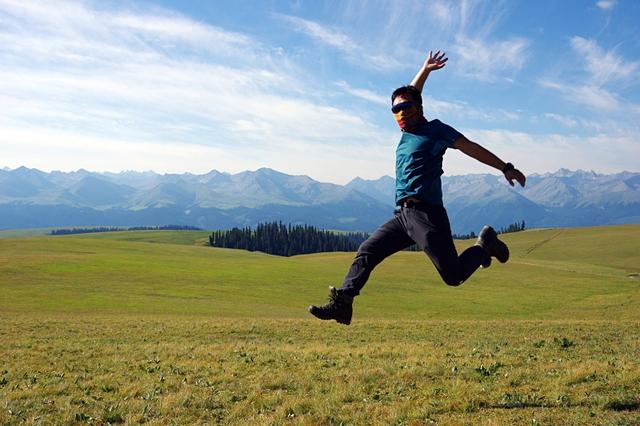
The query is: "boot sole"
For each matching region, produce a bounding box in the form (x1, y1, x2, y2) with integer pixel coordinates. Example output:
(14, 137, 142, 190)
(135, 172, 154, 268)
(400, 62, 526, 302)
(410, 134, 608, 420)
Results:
(494, 238, 509, 263)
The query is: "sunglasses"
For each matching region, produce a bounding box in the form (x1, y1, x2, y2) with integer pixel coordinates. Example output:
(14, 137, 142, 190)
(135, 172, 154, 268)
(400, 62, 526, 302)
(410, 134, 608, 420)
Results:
(391, 101, 417, 114)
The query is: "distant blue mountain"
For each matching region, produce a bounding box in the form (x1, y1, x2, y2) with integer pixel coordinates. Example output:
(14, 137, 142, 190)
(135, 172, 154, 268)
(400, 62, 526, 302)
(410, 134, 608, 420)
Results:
(347, 169, 640, 232)
(345, 175, 395, 205)
(0, 167, 638, 233)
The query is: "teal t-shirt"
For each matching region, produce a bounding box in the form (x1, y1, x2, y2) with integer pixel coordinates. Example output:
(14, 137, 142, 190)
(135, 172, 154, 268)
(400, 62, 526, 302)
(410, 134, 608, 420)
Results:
(395, 119, 461, 206)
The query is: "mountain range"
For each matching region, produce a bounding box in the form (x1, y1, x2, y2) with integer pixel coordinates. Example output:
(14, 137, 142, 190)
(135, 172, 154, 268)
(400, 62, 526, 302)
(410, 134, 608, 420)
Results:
(1, 166, 638, 234)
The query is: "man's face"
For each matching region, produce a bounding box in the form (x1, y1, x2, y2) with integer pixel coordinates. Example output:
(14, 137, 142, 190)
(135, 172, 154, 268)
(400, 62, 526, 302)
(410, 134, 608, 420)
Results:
(392, 93, 423, 131)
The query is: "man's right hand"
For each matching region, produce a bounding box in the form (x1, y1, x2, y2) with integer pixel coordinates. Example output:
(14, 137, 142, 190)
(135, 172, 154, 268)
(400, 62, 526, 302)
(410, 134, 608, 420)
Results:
(424, 50, 448, 72)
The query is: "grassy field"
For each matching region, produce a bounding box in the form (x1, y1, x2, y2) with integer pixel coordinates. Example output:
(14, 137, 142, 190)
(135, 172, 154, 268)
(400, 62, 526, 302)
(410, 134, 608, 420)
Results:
(1, 225, 639, 424)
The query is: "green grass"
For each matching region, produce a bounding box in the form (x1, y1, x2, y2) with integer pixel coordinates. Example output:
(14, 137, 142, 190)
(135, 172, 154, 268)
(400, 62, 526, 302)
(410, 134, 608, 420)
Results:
(71, 229, 212, 246)
(1, 225, 638, 319)
(0, 228, 211, 244)
(1, 224, 639, 424)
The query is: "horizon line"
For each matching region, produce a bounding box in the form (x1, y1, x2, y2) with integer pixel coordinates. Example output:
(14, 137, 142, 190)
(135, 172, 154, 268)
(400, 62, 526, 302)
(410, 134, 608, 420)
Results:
(2, 164, 638, 184)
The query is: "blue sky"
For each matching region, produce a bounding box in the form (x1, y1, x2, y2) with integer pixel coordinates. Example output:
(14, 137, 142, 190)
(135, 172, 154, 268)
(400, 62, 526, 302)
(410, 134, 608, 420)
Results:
(1, 0, 639, 184)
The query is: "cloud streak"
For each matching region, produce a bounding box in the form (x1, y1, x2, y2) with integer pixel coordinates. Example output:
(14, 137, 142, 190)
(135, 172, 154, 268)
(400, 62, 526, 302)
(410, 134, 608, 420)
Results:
(452, 35, 529, 82)
(539, 80, 622, 111)
(539, 37, 640, 114)
(596, 0, 616, 10)
(570, 36, 639, 85)
(421, 0, 530, 82)
(274, 13, 405, 71)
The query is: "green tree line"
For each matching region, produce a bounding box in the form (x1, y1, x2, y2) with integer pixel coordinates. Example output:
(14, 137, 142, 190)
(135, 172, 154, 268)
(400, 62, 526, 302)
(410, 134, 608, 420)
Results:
(51, 225, 201, 235)
(497, 220, 526, 234)
(208, 222, 369, 256)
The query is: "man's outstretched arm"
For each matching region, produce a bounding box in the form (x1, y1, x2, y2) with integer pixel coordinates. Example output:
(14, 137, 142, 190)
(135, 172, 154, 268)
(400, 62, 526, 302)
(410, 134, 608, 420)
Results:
(453, 135, 526, 187)
(410, 50, 448, 93)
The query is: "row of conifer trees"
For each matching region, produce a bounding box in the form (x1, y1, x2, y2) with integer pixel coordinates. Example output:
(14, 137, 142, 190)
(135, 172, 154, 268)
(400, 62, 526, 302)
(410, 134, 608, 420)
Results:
(209, 220, 526, 256)
(208, 222, 368, 257)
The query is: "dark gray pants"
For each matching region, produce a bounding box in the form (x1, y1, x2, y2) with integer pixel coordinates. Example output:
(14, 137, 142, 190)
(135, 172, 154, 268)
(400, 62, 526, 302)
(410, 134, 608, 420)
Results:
(339, 204, 488, 297)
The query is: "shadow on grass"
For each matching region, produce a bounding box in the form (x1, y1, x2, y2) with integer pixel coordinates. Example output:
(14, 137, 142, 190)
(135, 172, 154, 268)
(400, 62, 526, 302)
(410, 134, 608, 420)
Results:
(604, 398, 640, 411)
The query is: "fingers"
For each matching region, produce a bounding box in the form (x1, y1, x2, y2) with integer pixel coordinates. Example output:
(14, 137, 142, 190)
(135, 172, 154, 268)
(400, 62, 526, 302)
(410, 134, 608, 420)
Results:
(506, 170, 526, 188)
(426, 50, 448, 69)
(436, 52, 448, 68)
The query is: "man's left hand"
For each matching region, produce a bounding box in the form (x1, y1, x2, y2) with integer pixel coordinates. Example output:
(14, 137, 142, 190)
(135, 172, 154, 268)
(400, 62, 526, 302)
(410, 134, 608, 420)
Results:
(505, 169, 526, 187)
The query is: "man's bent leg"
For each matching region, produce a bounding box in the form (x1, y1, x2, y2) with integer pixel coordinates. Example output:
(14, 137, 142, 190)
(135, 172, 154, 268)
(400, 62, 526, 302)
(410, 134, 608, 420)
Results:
(339, 213, 414, 297)
(405, 205, 488, 286)
(309, 213, 414, 324)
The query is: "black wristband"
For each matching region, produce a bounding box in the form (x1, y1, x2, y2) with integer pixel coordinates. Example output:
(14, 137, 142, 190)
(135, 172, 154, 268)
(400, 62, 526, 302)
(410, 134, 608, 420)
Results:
(502, 162, 515, 174)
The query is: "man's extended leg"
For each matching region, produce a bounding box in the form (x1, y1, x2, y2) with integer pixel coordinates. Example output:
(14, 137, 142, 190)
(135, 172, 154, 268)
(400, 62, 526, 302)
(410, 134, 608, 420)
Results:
(404, 204, 488, 286)
(308, 213, 414, 324)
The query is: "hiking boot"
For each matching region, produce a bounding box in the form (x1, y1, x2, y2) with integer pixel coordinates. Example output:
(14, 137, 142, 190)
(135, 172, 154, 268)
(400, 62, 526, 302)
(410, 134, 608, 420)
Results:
(308, 286, 353, 325)
(475, 226, 509, 264)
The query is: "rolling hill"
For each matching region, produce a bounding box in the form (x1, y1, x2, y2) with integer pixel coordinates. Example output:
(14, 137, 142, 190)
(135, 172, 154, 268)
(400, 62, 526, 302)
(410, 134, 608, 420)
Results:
(1, 224, 638, 320)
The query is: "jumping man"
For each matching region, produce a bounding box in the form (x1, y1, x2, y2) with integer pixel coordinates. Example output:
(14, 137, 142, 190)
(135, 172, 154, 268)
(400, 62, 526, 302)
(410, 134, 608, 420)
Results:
(309, 50, 527, 325)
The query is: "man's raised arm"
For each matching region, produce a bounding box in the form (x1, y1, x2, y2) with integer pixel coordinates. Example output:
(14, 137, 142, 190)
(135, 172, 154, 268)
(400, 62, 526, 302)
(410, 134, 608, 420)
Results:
(410, 50, 448, 93)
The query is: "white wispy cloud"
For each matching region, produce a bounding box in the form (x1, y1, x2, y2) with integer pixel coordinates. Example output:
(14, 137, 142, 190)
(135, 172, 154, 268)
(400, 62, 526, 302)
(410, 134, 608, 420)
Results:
(452, 35, 529, 82)
(539, 79, 622, 111)
(543, 113, 578, 128)
(354, 0, 526, 83)
(539, 37, 640, 114)
(570, 36, 639, 84)
(334, 81, 388, 106)
(274, 13, 405, 71)
(430, 0, 455, 27)
(422, 0, 530, 82)
(596, 0, 616, 10)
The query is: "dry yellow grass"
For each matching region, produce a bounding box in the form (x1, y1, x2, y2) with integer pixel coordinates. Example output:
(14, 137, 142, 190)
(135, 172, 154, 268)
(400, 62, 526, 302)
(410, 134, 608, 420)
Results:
(1, 316, 639, 425)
